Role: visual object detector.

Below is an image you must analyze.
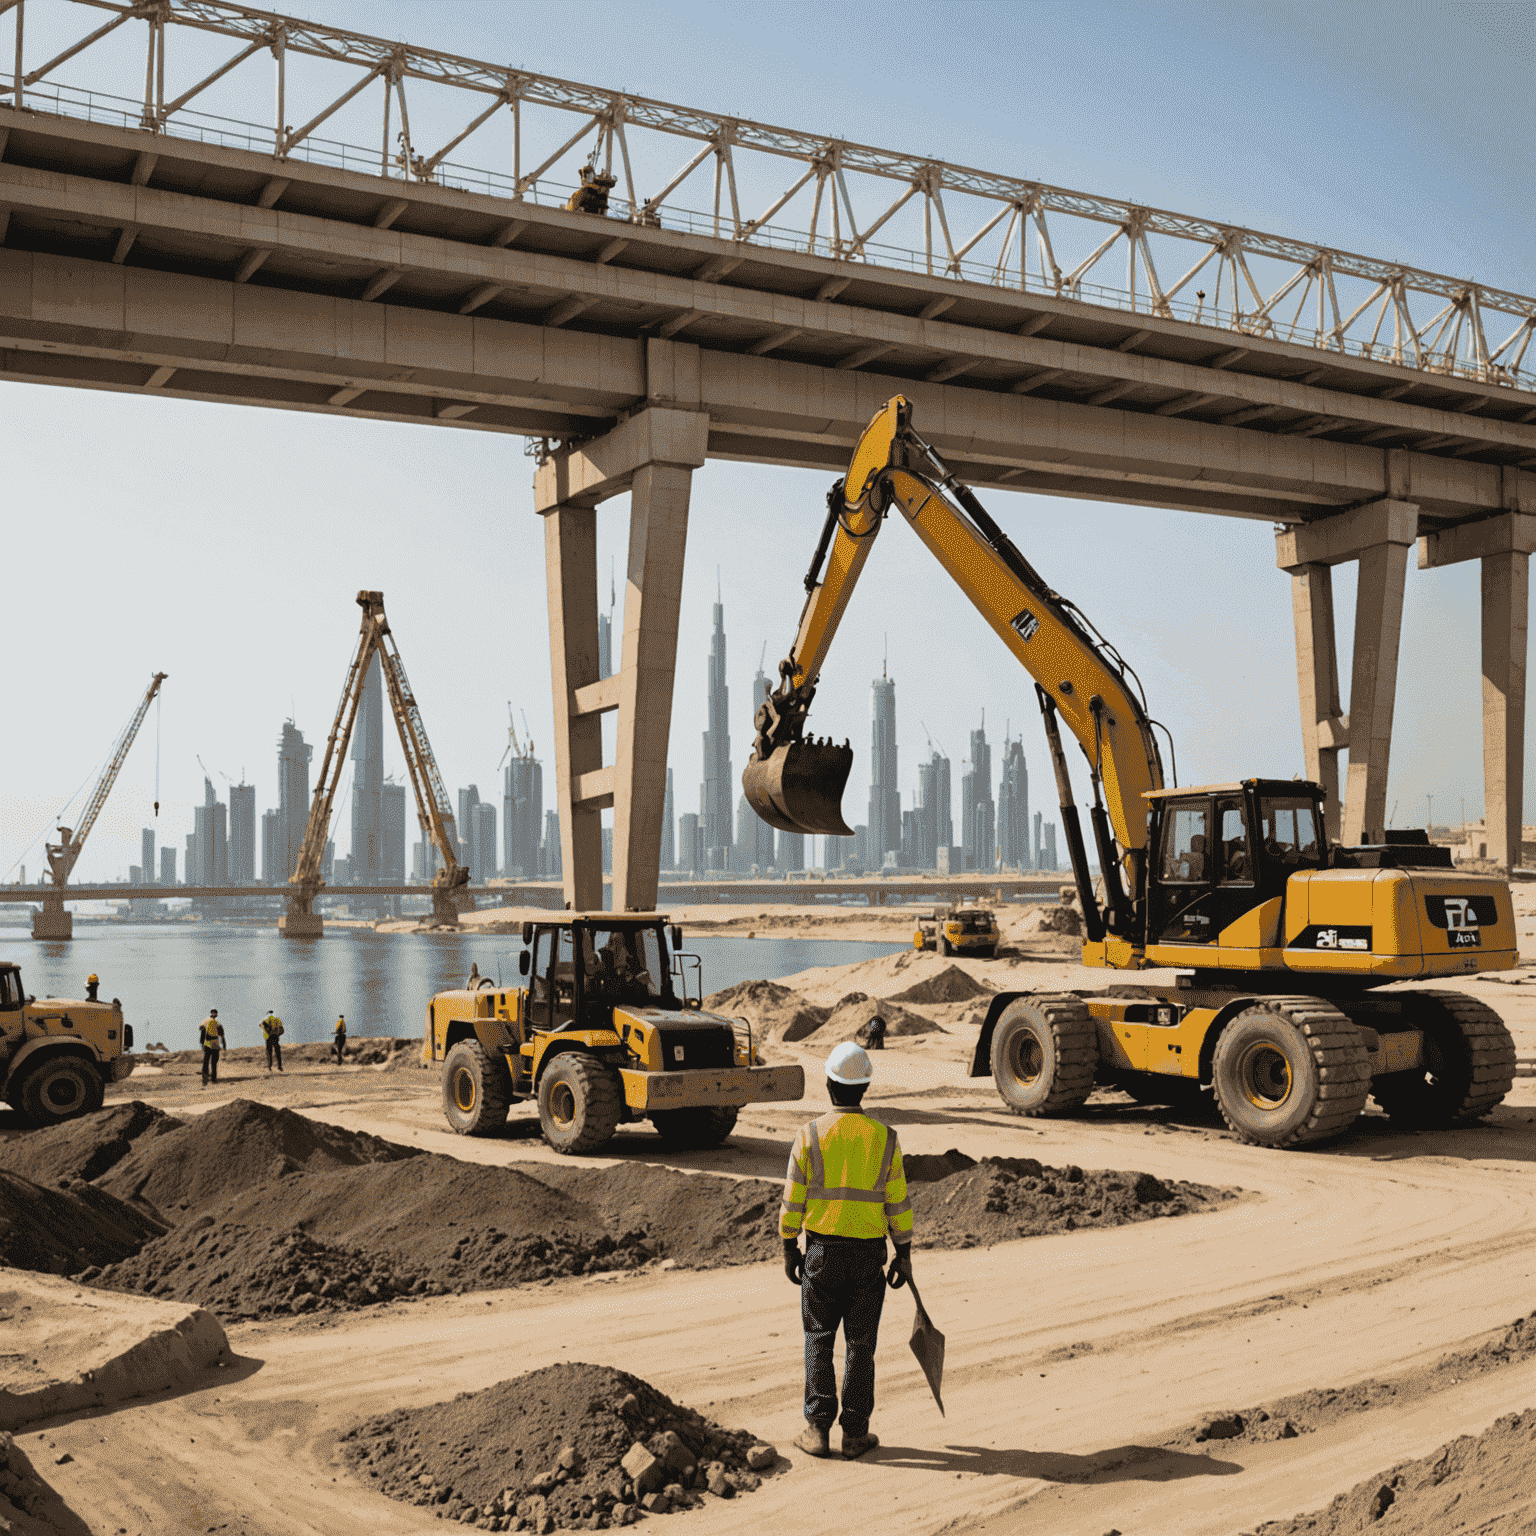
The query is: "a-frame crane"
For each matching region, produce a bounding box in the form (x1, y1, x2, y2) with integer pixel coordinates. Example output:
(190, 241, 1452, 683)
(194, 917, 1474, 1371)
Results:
(35, 671, 167, 939)
(281, 592, 466, 936)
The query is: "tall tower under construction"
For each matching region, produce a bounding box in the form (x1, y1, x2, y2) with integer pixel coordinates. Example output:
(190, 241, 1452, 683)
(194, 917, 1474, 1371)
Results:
(350, 654, 385, 885)
(700, 595, 733, 871)
(868, 669, 900, 863)
(277, 720, 311, 883)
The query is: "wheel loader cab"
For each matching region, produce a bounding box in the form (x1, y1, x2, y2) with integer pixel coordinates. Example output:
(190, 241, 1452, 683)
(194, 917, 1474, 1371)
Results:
(527, 919, 678, 1032)
(1146, 781, 1326, 951)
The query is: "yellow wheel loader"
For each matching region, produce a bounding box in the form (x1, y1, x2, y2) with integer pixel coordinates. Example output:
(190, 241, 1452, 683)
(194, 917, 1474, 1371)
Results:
(743, 396, 1518, 1149)
(425, 915, 804, 1153)
(0, 962, 135, 1126)
(914, 901, 999, 958)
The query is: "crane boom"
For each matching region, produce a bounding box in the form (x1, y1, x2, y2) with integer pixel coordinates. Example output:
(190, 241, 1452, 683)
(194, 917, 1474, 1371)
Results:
(46, 671, 167, 887)
(288, 592, 466, 925)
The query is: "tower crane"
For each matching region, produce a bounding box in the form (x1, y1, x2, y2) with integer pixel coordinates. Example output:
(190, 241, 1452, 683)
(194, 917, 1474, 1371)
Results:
(282, 593, 466, 936)
(36, 671, 167, 940)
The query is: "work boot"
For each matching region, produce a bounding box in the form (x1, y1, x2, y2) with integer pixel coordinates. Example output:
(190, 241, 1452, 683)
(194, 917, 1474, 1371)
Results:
(793, 1425, 833, 1458)
(841, 1430, 879, 1460)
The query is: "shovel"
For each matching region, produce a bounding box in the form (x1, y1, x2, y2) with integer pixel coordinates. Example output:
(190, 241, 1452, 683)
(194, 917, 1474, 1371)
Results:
(904, 1275, 946, 1416)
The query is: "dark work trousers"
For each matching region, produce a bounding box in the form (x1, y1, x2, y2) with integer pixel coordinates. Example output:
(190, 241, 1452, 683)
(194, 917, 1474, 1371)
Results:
(201, 1046, 220, 1084)
(801, 1234, 887, 1435)
(334, 1035, 345, 1065)
(265, 1038, 282, 1072)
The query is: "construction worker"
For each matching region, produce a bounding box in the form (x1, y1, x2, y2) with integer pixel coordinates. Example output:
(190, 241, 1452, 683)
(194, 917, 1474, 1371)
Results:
(780, 1041, 914, 1461)
(333, 1014, 347, 1066)
(198, 1009, 227, 1086)
(84, 973, 100, 1002)
(260, 1009, 284, 1074)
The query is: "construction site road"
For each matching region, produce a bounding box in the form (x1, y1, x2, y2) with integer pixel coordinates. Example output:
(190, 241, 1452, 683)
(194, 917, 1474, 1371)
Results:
(14, 1020, 1535, 1536)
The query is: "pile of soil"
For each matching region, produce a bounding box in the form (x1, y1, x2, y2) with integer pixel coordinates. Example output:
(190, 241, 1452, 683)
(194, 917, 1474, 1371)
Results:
(0, 1167, 165, 1275)
(1003, 903, 1083, 942)
(806, 991, 940, 1041)
(1250, 1409, 1536, 1536)
(906, 1156, 1231, 1248)
(88, 1219, 430, 1323)
(0, 1101, 179, 1186)
(99, 1099, 419, 1217)
(702, 980, 828, 1043)
(341, 1362, 778, 1531)
(888, 966, 995, 1005)
(0, 1430, 87, 1534)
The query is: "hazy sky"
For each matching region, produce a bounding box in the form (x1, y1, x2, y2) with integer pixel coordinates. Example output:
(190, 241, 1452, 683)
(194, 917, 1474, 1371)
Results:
(2, 0, 1532, 887)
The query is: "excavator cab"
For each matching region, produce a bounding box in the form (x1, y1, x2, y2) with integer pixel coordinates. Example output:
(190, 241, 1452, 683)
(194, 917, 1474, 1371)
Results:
(1145, 780, 1326, 948)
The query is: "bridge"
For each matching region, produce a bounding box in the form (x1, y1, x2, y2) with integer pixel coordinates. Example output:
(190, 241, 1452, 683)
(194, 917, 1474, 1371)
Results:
(2, 0, 1532, 923)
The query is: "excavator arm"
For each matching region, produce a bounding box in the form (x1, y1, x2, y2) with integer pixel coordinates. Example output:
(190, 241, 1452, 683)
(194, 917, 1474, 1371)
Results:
(743, 396, 1164, 941)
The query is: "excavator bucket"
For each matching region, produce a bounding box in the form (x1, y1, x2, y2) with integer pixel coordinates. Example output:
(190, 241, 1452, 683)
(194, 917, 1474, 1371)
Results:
(742, 742, 855, 837)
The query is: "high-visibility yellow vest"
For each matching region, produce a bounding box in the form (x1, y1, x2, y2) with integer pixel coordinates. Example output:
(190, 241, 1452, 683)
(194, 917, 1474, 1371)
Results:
(199, 1018, 222, 1048)
(780, 1110, 914, 1242)
(261, 1016, 283, 1039)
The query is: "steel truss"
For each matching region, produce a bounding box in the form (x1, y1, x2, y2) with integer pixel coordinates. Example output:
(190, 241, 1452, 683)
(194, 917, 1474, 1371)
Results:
(1, 0, 1531, 389)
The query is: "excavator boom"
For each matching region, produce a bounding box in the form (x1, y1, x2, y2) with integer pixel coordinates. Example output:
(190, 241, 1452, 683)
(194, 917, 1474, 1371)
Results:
(744, 397, 1163, 926)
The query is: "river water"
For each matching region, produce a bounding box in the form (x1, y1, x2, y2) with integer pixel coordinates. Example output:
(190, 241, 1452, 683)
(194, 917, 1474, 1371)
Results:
(2, 926, 907, 1051)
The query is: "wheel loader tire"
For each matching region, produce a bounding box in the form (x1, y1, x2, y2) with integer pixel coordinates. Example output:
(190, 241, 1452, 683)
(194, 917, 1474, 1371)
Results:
(651, 1105, 739, 1148)
(441, 1039, 511, 1137)
(18, 1055, 104, 1127)
(538, 1052, 623, 1154)
(1211, 998, 1370, 1148)
(1369, 991, 1516, 1129)
(990, 995, 1097, 1117)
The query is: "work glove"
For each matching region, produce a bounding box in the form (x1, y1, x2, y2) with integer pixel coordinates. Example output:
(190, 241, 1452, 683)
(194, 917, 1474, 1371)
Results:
(886, 1245, 912, 1290)
(783, 1240, 804, 1286)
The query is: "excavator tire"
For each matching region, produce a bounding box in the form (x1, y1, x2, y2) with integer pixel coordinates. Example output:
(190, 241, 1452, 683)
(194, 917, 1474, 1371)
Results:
(538, 1052, 623, 1155)
(651, 1106, 739, 1148)
(441, 1039, 511, 1137)
(17, 1054, 104, 1126)
(1211, 998, 1370, 1148)
(1369, 991, 1516, 1129)
(990, 995, 1097, 1117)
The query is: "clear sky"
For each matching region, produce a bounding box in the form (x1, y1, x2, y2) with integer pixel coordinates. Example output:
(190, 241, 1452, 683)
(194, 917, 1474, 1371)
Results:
(1, 0, 1532, 886)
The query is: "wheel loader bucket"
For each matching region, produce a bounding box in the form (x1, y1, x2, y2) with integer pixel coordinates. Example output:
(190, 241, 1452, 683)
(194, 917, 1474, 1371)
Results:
(742, 742, 855, 837)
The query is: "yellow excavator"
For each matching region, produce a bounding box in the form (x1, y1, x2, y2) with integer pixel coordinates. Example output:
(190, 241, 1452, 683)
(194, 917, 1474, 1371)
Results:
(744, 397, 1518, 1148)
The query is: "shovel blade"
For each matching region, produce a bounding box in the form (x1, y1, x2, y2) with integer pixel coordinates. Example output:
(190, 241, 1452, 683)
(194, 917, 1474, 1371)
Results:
(741, 742, 854, 837)
(909, 1304, 946, 1416)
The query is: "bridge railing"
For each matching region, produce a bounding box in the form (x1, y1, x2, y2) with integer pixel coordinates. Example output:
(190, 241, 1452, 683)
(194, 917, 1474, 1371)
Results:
(2, 0, 1531, 390)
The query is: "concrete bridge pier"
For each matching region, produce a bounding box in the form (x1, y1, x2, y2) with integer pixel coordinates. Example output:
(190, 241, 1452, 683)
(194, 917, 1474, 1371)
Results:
(32, 898, 72, 940)
(1418, 505, 1536, 870)
(1278, 499, 1418, 847)
(536, 408, 709, 913)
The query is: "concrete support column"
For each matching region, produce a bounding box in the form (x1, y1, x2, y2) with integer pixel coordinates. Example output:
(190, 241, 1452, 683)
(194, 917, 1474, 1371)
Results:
(1277, 498, 1417, 845)
(1420, 507, 1536, 870)
(535, 408, 708, 912)
(612, 462, 693, 911)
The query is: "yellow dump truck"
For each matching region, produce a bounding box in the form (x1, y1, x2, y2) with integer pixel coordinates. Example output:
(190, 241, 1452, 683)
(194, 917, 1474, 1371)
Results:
(0, 962, 135, 1125)
(425, 914, 804, 1153)
(914, 901, 999, 958)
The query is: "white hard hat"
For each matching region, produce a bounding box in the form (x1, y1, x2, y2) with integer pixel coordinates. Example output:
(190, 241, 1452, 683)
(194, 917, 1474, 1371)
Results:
(826, 1041, 873, 1085)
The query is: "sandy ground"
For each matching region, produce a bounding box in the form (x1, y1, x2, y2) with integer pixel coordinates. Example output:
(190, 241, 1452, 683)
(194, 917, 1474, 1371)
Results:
(16, 887, 1536, 1536)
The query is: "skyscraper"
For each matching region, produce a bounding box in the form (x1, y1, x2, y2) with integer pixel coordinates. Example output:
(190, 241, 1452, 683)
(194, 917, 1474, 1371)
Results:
(776, 829, 805, 872)
(458, 786, 481, 876)
(192, 778, 228, 886)
(1043, 822, 1058, 870)
(261, 810, 280, 883)
(962, 716, 995, 871)
(229, 783, 256, 883)
(679, 812, 703, 877)
(159, 846, 176, 885)
(542, 810, 562, 880)
(277, 720, 312, 882)
(700, 597, 733, 869)
(382, 782, 406, 882)
(503, 753, 544, 877)
(140, 828, 155, 886)
(734, 656, 777, 870)
(915, 748, 950, 870)
(996, 736, 1030, 870)
(660, 769, 675, 871)
(477, 802, 498, 880)
(868, 671, 900, 861)
(350, 654, 385, 885)
(1033, 810, 1043, 871)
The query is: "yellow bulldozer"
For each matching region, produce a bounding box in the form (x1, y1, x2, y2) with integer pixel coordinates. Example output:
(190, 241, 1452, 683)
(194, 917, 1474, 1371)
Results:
(743, 396, 1517, 1149)
(425, 914, 804, 1153)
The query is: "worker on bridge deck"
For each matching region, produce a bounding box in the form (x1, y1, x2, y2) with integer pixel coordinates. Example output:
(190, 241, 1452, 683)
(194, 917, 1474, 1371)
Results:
(780, 1040, 914, 1461)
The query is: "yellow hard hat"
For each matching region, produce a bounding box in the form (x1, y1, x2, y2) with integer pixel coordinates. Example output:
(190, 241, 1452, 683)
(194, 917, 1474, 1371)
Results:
(87, 974, 99, 983)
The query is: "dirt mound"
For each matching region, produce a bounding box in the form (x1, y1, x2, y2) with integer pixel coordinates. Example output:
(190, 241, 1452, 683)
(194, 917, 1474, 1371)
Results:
(0, 1429, 90, 1533)
(799, 991, 940, 1043)
(1252, 1409, 1536, 1536)
(341, 1362, 779, 1529)
(99, 1098, 418, 1218)
(903, 1148, 978, 1183)
(908, 1157, 1231, 1248)
(88, 1219, 430, 1323)
(0, 1102, 179, 1187)
(1003, 904, 1082, 943)
(704, 979, 828, 1043)
(0, 1167, 164, 1275)
(888, 966, 995, 1004)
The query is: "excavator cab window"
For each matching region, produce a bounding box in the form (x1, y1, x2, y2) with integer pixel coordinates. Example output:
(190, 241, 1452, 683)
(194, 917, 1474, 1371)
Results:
(1259, 797, 1323, 870)
(578, 925, 673, 1014)
(529, 927, 578, 1031)
(1218, 799, 1253, 885)
(1161, 806, 1209, 883)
